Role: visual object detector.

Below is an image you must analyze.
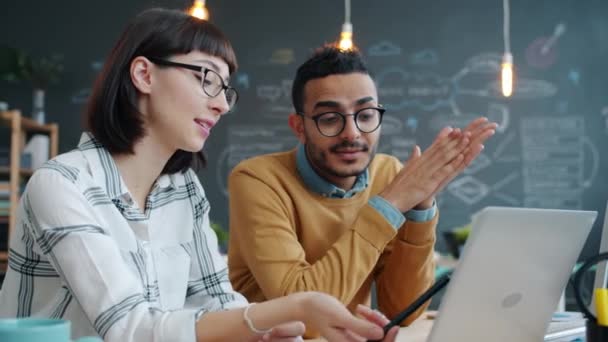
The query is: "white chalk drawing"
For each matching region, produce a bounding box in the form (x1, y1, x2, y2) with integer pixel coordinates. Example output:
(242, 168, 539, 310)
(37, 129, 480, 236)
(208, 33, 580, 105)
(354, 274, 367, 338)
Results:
(582, 136, 600, 188)
(447, 175, 490, 205)
(520, 116, 599, 209)
(376, 52, 557, 118)
(256, 79, 292, 103)
(376, 68, 452, 111)
(409, 49, 439, 66)
(603, 107, 608, 134)
(381, 137, 417, 162)
(257, 85, 283, 103)
(492, 193, 521, 206)
(493, 132, 518, 162)
(368, 41, 402, 57)
(486, 103, 509, 133)
(541, 23, 567, 55)
(229, 46, 601, 217)
(255, 79, 294, 118)
(379, 115, 404, 136)
(455, 53, 557, 101)
(461, 53, 502, 74)
(463, 153, 491, 175)
(524, 194, 582, 209)
(488, 79, 558, 99)
(429, 113, 481, 132)
(491, 171, 519, 191)
(372, 50, 566, 210)
(525, 23, 566, 69)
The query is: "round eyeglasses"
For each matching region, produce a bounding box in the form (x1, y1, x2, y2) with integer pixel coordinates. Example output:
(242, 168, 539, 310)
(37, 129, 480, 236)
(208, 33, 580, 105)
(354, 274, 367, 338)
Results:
(147, 57, 238, 111)
(297, 107, 385, 137)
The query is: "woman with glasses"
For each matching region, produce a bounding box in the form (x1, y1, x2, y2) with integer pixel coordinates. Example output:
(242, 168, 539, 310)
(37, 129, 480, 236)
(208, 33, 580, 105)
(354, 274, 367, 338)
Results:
(0, 8, 397, 342)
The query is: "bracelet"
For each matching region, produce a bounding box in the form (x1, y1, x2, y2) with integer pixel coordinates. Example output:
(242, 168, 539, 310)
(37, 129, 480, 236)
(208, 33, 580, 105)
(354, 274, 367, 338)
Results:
(243, 303, 272, 334)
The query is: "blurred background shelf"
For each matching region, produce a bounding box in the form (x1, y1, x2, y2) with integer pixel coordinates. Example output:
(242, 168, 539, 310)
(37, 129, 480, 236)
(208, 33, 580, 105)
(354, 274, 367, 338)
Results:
(0, 167, 34, 176)
(0, 110, 58, 277)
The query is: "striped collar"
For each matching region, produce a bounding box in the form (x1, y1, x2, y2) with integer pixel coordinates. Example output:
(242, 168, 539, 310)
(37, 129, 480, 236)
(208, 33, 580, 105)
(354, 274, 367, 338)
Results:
(77, 132, 175, 200)
(295, 143, 369, 198)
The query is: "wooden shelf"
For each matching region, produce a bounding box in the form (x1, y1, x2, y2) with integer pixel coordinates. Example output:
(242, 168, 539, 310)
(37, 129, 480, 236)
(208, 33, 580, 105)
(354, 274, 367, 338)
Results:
(0, 110, 59, 249)
(0, 251, 7, 274)
(0, 111, 56, 134)
(0, 166, 34, 176)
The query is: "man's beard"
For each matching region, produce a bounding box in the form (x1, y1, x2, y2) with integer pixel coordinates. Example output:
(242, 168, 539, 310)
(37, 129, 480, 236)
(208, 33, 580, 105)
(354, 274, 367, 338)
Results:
(305, 139, 377, 179)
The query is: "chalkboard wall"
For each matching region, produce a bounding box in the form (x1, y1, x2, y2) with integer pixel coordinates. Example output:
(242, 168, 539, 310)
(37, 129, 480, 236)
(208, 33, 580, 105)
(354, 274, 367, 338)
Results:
(2, 0, 607, 257)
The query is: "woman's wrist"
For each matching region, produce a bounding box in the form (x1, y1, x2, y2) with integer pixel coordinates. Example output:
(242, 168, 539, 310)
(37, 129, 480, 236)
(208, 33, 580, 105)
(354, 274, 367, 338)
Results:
(243, 303, 273, 334)
(287, 291, 317, 324)
(295, 292, 310, 320)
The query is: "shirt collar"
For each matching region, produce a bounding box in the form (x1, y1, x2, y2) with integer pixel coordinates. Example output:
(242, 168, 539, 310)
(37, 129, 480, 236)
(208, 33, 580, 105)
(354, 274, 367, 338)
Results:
(78, 132, 175, 200)
(296, 143, 368, 198)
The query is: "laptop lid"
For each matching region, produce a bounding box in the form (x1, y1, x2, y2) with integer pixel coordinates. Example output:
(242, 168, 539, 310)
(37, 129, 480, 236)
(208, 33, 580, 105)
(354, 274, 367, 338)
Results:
(427, 206, 597, 342)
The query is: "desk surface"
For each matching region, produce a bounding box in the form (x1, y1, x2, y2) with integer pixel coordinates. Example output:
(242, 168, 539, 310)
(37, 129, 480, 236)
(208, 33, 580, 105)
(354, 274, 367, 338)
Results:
(306, 311, 586, 342)
(390, 314, 434, 342)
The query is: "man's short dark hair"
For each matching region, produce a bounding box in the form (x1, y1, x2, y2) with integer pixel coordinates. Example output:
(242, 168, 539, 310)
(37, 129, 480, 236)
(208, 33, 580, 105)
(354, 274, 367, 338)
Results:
(86, 8, 237, 173)
(291, 45, 370, 114)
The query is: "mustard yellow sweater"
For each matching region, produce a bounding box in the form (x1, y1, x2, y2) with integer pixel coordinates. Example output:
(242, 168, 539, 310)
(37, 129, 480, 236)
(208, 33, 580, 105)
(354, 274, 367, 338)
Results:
(228, 149, 437, 327)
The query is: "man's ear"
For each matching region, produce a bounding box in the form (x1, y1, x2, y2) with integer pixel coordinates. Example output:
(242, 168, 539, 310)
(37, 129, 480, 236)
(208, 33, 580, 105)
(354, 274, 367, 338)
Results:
(288, 113, 307, 144)
(130, 56, 154, 94)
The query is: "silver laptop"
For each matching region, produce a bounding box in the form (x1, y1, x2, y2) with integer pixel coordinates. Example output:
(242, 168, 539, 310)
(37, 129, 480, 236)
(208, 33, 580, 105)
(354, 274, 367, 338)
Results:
(427, 206, 597, 342)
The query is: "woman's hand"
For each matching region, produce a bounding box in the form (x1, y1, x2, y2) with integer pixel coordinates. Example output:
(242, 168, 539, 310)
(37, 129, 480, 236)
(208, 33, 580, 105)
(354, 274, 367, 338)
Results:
(257, 321, 305, 342)
(298, 292, 385, 341)
(355, 305, 399, 342)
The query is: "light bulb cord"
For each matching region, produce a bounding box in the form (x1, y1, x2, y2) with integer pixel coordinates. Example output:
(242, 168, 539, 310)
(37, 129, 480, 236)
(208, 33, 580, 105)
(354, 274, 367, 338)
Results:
(503, 0, 510, 54)
(344, 0, 351, 24)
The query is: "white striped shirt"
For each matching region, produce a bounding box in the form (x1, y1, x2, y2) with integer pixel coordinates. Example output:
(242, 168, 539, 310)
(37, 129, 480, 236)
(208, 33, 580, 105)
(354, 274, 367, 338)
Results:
(0, 133, 247, 341)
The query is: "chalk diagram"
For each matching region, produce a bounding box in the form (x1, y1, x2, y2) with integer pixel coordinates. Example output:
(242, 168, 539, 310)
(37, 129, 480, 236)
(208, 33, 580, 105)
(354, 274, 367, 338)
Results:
(255, 78, 294, 119)
(525, 23, 566, 70)
(603, 106, 608, 134)
(368, 41, 402, 58)
(216, 38, 601, 207)
(521, 116, 599, 209)
(373, 49, 599, 210)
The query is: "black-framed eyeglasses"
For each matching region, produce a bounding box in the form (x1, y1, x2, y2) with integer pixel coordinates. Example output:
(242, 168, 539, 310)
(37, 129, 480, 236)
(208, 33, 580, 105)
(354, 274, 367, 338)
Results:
(147, 57, 238, 111)
(297, 107, 386, 137)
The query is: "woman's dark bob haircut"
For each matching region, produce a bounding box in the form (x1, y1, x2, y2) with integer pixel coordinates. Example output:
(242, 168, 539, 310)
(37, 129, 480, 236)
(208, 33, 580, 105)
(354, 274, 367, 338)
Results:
(86, 8, 237, 173)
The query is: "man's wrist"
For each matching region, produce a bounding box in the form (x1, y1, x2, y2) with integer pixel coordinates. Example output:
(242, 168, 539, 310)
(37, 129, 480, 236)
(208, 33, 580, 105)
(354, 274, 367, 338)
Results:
(414, 198, 435, 210)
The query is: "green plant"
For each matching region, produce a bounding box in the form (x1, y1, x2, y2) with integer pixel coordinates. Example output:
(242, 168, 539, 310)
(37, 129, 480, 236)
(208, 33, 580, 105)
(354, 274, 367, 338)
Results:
(442, 223, 471, 259)
(451, 224, 471, 243)
(210, 222, 229, 253)
(0, 46, 63, 89)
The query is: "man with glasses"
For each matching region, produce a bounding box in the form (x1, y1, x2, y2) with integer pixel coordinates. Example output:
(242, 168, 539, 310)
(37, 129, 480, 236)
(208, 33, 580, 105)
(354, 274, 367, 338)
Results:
(228, 45, 496, 334)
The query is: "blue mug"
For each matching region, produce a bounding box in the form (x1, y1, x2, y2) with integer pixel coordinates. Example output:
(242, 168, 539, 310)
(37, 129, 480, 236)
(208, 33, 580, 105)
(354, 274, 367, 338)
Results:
(0, 318, 101, 342)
